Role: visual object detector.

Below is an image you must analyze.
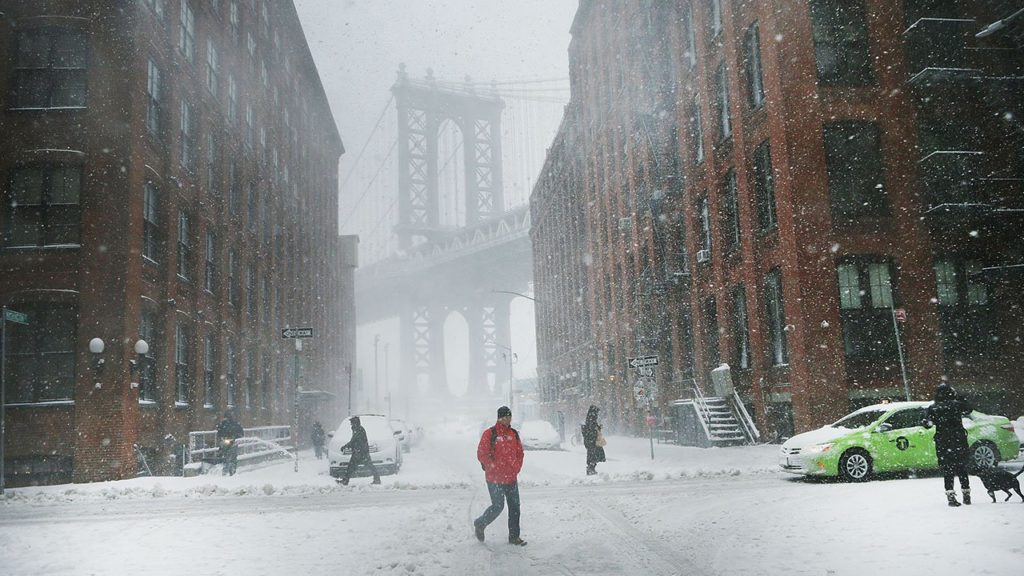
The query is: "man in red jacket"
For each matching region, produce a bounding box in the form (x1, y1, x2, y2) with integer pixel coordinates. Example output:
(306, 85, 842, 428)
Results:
(473, 405, 526, 546)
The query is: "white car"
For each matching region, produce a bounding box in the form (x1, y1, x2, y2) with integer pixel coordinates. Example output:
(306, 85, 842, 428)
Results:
(390, 418, 415, 453)
(329, 414, 403, 478)
(520, 419, 561, 450)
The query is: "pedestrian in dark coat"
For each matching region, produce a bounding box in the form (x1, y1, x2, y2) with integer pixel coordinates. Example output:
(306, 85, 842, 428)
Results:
(338, 416, 380, 485)
(923, 384, 973, 506)
(311, 421, 326, 460)
(216, 412, 245, 476)
(581, 405, 606, 475)
(473, 406, 527, 546)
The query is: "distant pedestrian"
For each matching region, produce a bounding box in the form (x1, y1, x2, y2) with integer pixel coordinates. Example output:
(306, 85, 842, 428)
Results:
(338, 416, 380, 485)
(216, 411, 245, 476)
(923, 384, 973, 506)
(474, 406, 526, 546)
(311, 421, 326, 460)
(581, 405, 606, 475)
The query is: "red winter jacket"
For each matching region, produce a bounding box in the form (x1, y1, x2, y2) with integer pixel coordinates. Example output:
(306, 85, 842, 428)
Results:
(476, 421, 524, 484)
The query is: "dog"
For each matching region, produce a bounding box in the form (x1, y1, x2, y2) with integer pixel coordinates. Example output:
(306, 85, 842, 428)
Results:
(971, 463, 1024, 503)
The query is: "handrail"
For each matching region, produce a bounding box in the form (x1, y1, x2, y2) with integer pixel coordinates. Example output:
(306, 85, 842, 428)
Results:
(730, 390, 761, 443)
(187, 425, 295, 468)
(691, 385, 715, 442)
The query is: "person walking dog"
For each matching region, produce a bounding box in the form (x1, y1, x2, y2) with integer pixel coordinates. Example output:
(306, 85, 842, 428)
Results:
(473, 406, 526, 546)
(923, 383, 973, 506)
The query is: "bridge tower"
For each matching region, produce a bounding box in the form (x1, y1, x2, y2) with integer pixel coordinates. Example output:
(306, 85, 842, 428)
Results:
(391, 65, 510, 400)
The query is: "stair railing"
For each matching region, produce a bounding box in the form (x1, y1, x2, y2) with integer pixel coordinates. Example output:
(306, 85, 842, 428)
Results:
(691, 385, 715, 441)
(730, 390, 761, 444)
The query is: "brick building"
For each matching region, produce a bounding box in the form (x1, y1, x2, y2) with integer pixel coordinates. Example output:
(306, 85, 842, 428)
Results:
(0, 0, 354, 486)
(531, 0, 1024, 438)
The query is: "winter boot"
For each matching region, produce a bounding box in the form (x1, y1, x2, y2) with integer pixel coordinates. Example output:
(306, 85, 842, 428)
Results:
(962, 489, 971, 505)
(371, 476, 381, 485)
(946, 490, 961, 507)
(508, 537, 527, 546)
(340, 477, 349, 486)
(586, 465, 596, 476)
(474, 522, 485, 542)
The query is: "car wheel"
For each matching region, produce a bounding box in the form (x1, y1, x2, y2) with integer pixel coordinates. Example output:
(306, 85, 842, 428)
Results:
(838, 448, 872, 482)
(970, 442, 999, 468)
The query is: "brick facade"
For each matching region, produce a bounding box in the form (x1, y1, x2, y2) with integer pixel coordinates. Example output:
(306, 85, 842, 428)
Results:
(531, 0, 1024, 437)
(0, 0, 355, 485)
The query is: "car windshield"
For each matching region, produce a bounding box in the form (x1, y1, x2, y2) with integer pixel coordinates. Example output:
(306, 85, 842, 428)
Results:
(832, 409, 887, 430)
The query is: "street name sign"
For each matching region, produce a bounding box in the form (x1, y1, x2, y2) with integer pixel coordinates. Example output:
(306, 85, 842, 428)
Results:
(281, 327, 313, 339)
(3, 309, 28, 325)
(627, 355, 659, 369)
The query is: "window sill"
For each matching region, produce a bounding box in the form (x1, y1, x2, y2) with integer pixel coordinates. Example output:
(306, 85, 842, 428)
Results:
(142, 256, 159, 267)
(175, 401, 189, 409)
(5, 400, 74, 408)
(8, 106, 87, 112)
(139, 399, 158, 407)
(2, 244, 81, 251)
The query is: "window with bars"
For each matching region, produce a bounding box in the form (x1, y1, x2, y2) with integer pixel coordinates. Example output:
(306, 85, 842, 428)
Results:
(175, 323, 189, 404)
(13, 28, 88, 109)
(836, 259, 898, 362)
(744, 23, 765, 109)
(2, 303, 77, 403)
(4, 165, 81, 248)
(177, 211, 192, 280)
(142, 182, 159, 262)
(146, 60, 161, 138)
(179, 2, 195, 63)
(753, 141, 777, 231)
(765, 269, 788, 366)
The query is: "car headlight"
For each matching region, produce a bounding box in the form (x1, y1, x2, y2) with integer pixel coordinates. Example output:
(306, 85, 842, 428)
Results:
(805, 443, 834, 454)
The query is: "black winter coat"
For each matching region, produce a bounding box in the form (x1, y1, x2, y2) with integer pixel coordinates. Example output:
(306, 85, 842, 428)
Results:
(340, 424, 371, 458)
(216, 419, 244, 442)
(582, 421, 605, 463)
(925, 398, 972, 471)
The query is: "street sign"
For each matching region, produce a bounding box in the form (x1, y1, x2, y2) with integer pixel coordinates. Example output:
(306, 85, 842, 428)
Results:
(627, 355, 659, 369)
(895, 308, 907, 322)
(633, 385, 649, 402)
(3, 309, 28, 325)
(645, 415, 657, 427)
(637, 366, 654, 378)
(281, 327, 313, 339)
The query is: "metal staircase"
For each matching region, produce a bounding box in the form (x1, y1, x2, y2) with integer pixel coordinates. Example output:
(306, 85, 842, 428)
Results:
(682, 381, 760, 446)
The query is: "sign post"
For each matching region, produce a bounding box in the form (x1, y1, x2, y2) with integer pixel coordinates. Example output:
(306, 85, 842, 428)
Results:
(1, 307, 29, 495)
(628, 355, 659, 461)
(890, 307, 910, 401)
(282, 327, 313, 471)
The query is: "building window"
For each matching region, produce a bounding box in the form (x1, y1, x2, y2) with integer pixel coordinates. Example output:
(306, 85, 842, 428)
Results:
(206, 132, 219, 195)
(14, 28, 88, 109)
(765, 269, 788, 366)
(709, 0, 723, 37)
(205, 39, 219, 97)
(2, 303, 77, 402)
(142, 0, 166, 22)
(698, 196, 712, 255)
(716, 65, 732, 141)
(703, 296, 720, 367)
(229, 162, 241, 216)
(175, 323, 189, 404)
(203, 335, 216, 408)
(810, 0, 873, 86)
(934, 259, 992, 358)
(721, 169, 740, 252)
(245, 350, 254, 409)
(205, 232, 217, 293)
(261, 278, 270, 324)
(143, 181, 159, 262)
(146, 60, 162, 138)
(180, 101, 195, 171)
(227, 76, 237, 124)
(4, 165, 81, 248)
(179, 1, 195, 63)
(752, 141, 778, 231)
(245, 104, 254, 148)
(176, 211, 192, 280)
(837, 260, 898, 362)
(247, 266, 256, 317)
(139, 309, 157, 402)
(228, 250, 238, 306)
(226, 342, 236, 407)
(247, 32, 256, 71)
(733, 285, 751, 369)
(744, 23, 765, 109)
(823, 122, 887, 218)
(230, 1, 240, 42)
(692, 100, 705, 164)
(248, 183, 258, 231)
(683, 4, 697, 68)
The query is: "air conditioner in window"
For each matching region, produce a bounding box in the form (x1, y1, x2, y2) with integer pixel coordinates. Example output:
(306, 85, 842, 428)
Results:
(696, 249, 711, 263)
(618, 217, 632, 231)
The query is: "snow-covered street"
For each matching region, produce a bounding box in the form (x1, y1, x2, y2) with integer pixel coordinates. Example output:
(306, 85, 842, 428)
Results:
(2, 424, 1022, 576)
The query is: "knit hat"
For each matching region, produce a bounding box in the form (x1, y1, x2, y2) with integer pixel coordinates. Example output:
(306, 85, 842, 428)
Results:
(497, 406, 512, 418)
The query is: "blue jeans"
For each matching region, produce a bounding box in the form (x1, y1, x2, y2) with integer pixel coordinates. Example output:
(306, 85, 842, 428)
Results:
(475, 481, 520, 540)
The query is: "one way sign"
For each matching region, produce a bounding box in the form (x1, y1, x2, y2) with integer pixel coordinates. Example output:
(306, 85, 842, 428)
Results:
(627, 355, 659, 369)
(281, 327, 313, 339)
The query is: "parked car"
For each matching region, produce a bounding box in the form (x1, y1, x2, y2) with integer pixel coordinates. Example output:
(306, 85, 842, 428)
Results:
(780, 401, 1020, 482)
(390, 418, 415, 453)
(520, 419, 562, 450)
(328, 414, 403, 478)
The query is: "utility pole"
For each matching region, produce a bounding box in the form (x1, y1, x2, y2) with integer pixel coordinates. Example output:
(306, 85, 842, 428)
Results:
(373, 334, 380, 412)
(293, 338, 301, 472)
(346, 362, 353, 416)
(384, 342, 391, 418)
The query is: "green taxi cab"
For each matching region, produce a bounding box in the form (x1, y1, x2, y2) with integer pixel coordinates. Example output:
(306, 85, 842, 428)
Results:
(780, 401, 1020, 481)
